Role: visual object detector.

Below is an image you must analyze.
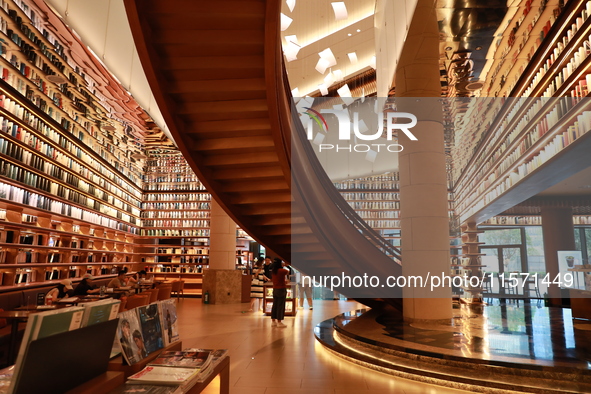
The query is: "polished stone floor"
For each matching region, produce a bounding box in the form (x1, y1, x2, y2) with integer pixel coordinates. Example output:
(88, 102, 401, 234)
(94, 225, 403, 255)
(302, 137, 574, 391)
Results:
(335, 298, 591, 371)
(175, 298, 471, 394)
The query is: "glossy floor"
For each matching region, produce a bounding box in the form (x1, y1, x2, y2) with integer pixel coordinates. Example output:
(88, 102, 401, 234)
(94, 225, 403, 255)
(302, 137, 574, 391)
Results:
(176, 298, 471, 394)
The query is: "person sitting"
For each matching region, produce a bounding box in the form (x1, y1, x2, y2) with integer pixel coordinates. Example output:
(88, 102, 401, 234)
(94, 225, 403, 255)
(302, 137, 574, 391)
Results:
(45, 279, 74, 304)
(127, 270, 148, 287)
(108, 270, 127, 289)
(73, 274, 101, 296)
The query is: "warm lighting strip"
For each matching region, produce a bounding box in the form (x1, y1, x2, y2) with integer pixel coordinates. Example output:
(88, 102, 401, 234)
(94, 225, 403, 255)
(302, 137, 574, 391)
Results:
(290, 12, 374, 48)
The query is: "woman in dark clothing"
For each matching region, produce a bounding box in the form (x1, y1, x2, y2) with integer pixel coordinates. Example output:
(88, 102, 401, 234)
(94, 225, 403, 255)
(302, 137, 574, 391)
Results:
(270, 258, 289, 328)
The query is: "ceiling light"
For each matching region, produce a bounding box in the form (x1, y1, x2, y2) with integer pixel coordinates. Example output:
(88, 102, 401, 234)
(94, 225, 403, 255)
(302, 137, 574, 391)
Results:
(280, 13, 293, 31)
(356, 29, 361, 32)
(291, 87, 300, 98)
(318, 48, 337, 67)
(315, 58, 331, 74)
(337, 84, 354, 105)
(331, 2, 348, 21)
(348, 33, 352, 36)
(284, 44, 300, 62)
(333, 69, 344, 82)
(285, 35, 299, 45)
(324, 72, 335, 87)
(347, 52, 358, 64)
(365, 150, 377, 162)
(318, 84, 329, 96)
(286, 0, 296, 12)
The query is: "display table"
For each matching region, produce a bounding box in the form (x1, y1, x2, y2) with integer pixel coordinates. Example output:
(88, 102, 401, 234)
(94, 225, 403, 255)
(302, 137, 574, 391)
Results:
(185, 354, 230, 394)
(107, 340, 183, 378)
(65, 371, 125, 394)
(263, 283, 297, 317)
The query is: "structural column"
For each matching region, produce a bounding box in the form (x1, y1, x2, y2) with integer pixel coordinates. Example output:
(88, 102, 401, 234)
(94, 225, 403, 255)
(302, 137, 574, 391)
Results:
(396, 0, 452, 321)
(202, 199, 242, 304)
(540, 207, 575, 305)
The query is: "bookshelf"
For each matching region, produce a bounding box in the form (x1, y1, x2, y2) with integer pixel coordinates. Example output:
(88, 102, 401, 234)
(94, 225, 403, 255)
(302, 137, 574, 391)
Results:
(137, 150, 251, 291)
(452, 4, 591, 223)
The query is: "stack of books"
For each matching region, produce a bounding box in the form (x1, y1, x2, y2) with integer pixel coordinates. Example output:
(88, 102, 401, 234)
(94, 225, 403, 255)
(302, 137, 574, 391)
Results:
(123, 349, 226, 392)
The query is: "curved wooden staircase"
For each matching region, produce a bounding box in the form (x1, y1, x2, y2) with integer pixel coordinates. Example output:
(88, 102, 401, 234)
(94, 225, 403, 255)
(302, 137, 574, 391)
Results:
(124, 0, 402, 299)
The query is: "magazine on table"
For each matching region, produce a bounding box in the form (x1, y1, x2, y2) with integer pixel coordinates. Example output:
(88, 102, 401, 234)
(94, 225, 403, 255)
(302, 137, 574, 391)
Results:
(149, 350, 212, 369)
(116, 308, 145, 365)
(157, 299, 179, 346)
(137, 303, 164, 354)
(126, 366, 200, 385)
(106, 383, 182, 394)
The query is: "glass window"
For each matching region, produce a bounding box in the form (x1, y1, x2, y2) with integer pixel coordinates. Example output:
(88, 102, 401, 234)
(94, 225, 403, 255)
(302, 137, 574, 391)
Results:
(479, 228, 521, 245)
(525, 226, 545, 275)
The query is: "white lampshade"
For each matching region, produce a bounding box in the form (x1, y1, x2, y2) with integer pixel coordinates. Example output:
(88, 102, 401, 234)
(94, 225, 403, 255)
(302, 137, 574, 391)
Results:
(284, 35, 299, 45)
(347, 52, 358, 64)
(365, 150, 377, 162)
(291, 87, 300, 98)
(315, 58, 331, 74)
(333, 69, 344, 82)
(280, 13, 293, 31)
(318, 84, 329, 96)
(286, 0, 296, 12)
(313, 132, 325, 145)
(318, 48, 337, 67)
(324, 72, 335, 87)
(337, 84, 354, 105)
(283, 41, 301, 62)
(331, 2, 348, 21)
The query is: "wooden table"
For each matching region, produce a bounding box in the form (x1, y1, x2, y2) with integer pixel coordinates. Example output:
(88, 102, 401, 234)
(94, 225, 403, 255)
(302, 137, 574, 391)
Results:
(0, 310, 30, 365)
(186, 355, 230, 394)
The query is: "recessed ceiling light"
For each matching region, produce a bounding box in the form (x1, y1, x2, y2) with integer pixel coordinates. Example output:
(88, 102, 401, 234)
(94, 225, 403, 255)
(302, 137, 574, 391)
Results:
(356, 29, 361, 32)
(348, 33, 352, 36)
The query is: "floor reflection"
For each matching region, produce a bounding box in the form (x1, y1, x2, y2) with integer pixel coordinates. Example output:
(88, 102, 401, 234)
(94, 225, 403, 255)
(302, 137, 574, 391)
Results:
(340, 299, 591, 369)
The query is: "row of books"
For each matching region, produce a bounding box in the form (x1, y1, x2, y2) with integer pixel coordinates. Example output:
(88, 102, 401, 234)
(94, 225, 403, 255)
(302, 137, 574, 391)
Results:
(142, 175, 200, 183)
(141, 202, 210, 210)
(156, 248, 208, 255)
(142, 220, 209, 228)
(143, 193, 211, 202)
(0, 90, 141, 189)
(0, 158, 138, 224)
(0, 115, 143, 204)
(141, 211, 210, 219)
(143, 183, 206, 191)
(0, 182, 139, 233)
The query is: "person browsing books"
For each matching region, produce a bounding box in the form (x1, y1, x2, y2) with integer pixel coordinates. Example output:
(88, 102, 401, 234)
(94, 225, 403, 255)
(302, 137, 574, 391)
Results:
(73, 274, 101, 296)
(45, 279, 74, 304)
(270, 258, 289, 328)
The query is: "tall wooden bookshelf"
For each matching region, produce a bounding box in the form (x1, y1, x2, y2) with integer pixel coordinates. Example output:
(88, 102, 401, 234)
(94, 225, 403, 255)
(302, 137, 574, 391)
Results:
(452, 0, 591, 225)
(137, 150, 251, 296)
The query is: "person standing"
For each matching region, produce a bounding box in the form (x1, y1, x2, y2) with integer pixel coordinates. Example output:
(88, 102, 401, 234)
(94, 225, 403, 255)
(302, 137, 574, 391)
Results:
(262, 256, 273, 283)
(248, 260, 265, 312)
(270, 258, 289, 328)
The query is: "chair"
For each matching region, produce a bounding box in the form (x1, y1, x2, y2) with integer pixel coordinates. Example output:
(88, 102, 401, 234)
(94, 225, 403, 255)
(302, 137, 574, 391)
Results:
(117, 297, 127, 313)
(124, 294, 149, 310)
(144, 288, 159, 304)
(157, 285, 172, 301)
(171, 280, 185, 299)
